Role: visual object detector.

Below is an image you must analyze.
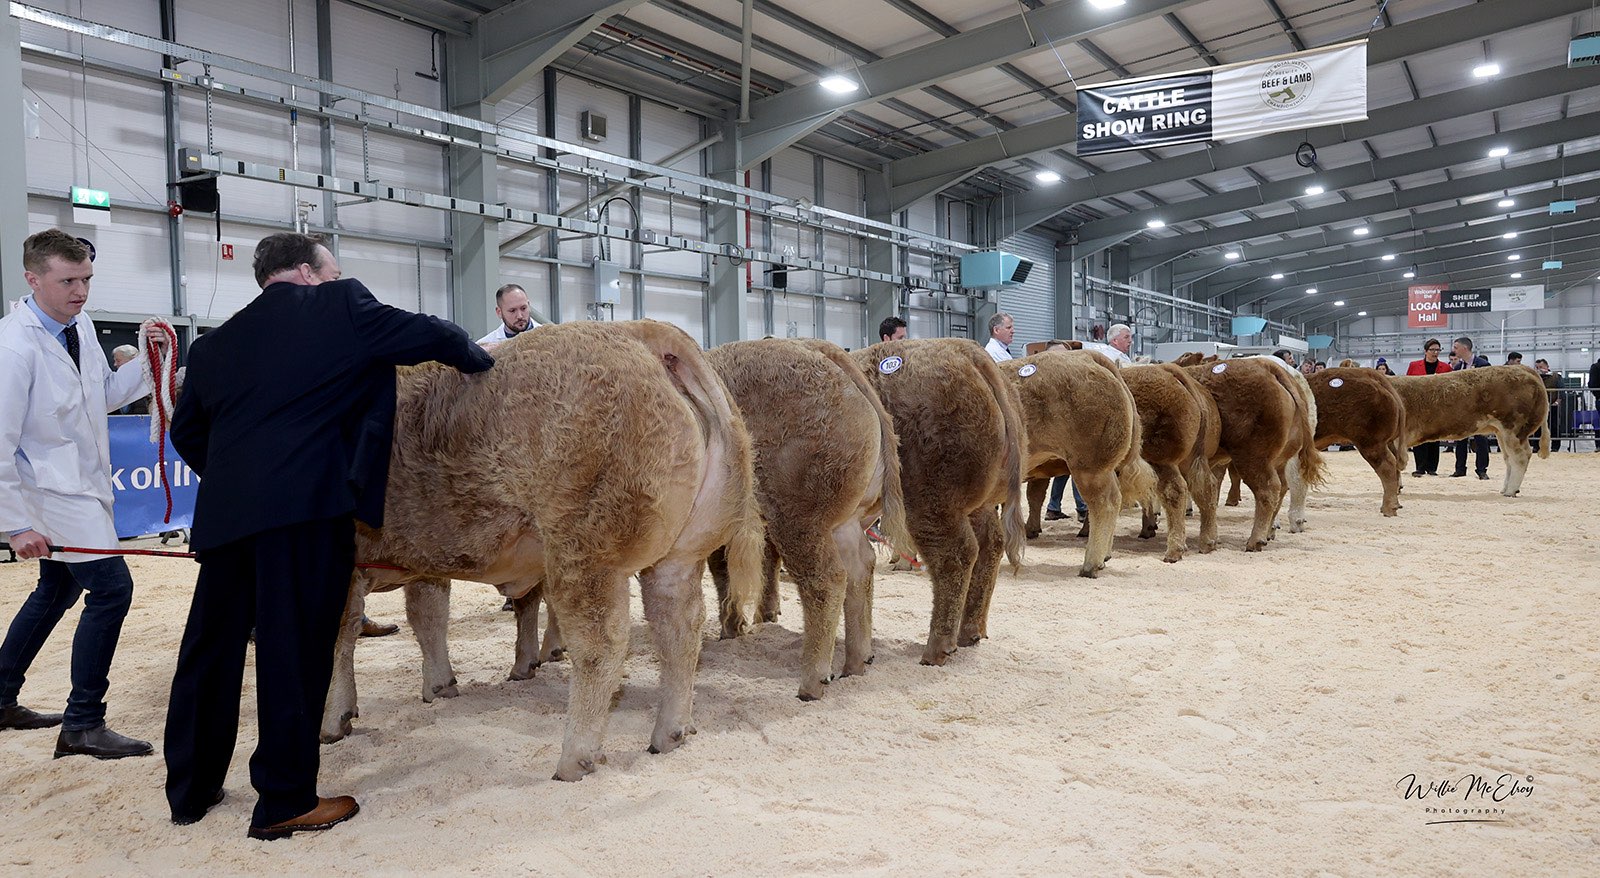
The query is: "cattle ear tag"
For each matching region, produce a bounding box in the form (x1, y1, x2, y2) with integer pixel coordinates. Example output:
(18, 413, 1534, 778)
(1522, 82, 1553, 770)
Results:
(1329, 378, 1344, 388)
(1211, 363, 1227, 373)
(878, 355, 903, 375)
(1018, 364, 1037, 377)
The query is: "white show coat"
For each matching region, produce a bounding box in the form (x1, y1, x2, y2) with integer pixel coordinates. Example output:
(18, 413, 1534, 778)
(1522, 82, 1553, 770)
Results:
(476, 320, 542, 345)
(0, 299, 151, 562)
(985, 337, 1013, 363)
(1081, 341, 1133, 367)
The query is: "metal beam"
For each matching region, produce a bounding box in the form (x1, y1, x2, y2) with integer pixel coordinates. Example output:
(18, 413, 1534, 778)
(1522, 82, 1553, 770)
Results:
(1136, 138, 1600, 274)
(476, 0, 649, 104)
(338, 0, 472, 36)
(735, 0, 1199, 166)
(0, 14, 27, 302)
(882, 0, 1600, 202)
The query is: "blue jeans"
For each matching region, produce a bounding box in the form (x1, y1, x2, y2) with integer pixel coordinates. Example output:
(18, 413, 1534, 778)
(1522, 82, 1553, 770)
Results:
(1045, 476, 1088, 516)
(0, 557, 134, 730)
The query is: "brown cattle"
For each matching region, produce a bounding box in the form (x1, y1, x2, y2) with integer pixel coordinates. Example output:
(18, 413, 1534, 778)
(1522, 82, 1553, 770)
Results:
(1307, 367, 1408, 516)
(1390, 365, 1550, 496)
(1002, 350, 1154, 576)
(1121, 363, 1221, 561)
(705, 339, 913, 700)
(851, 338, 1025, 665)
(321, 320, 764, 782)
(1185, 357, 1327, 550)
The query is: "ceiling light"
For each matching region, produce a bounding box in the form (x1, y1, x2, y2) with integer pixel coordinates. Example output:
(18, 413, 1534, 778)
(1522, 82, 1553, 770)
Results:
(1353, 226, 1370, 236)
(1357, 311, 1368, 316)
(818, 75, 859, 94)
(1382, 253, 1396, 261)
(1304, 185, 1325, 196)
(1034, 170, 1062, 184)
(1271, 272, 1285, 280)
(1305, 287, 1318, 295)
(1487, 146, 1510, 158)
(1497, 198, 1515, 208)
(1334, 300, 1345, 307)
(1225, 251, 1241, 260)
(1503, 231, 1518, 239)
(1089, 0, 1127, 8)
(1507, 253, 1521, 261)
(1146, 219, 1166, 228)
(1510, 272, 1522, 279)
(1472, 63, 1501, 78)
(1403, 269, 1416, 279)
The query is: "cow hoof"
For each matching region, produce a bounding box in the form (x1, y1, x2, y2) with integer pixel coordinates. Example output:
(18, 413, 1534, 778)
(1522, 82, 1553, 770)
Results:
(719, 621, 748, 640)
(649, 725, 696, 753)
(1245, 541, 1265, 552)
(919, 648, 955, 667)
(430, 678, 460, 700)
(1076, 523, 1089, 538)
(796, 690, 822, 703)
(1289, 520, 1306, 534)
(508, 664, 538, 681)
(958, 631, 983, 647)
(1025, 527, 1041, 540)
(1078, 566, 1099, 578)
(1162, 553, 1182, 564)
(553, 757, 600, 781)
(841, 660, 870, 678)
(319, 712, 354, 744)
(760, 610, 779, 623)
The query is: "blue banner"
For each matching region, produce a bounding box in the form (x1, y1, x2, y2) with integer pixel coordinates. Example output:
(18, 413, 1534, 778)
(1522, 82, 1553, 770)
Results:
(109, 415, 197, 538)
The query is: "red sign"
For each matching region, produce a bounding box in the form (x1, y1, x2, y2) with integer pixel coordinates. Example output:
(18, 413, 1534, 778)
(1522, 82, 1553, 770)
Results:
(1407, 285, 1448, 329)
(220, 243, 234, 261)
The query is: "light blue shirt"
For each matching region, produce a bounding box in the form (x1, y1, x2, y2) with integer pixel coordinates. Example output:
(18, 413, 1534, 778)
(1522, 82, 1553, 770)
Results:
(23, 295, 76, 352)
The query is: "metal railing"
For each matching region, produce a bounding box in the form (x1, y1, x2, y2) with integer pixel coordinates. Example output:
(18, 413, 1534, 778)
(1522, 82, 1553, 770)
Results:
(1540, 387, 1600, 449)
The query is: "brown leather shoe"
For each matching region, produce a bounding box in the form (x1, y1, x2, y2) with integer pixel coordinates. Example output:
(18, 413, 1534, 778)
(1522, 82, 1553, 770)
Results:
(359, 616, 399, 638)
(247, 796, 360, 840)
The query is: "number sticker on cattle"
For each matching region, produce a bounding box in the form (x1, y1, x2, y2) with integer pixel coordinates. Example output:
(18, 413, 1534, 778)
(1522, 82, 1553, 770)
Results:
(1211, 363, 1227, 373)
(1018, 364, 1037, 377)
(1329, 377, 1344, 388)
(878, 356, 903, 375)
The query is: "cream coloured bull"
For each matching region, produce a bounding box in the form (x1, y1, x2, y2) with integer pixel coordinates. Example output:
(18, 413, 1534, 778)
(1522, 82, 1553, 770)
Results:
(320, 319, 764, 782)
(1390, 365, 1549, 496)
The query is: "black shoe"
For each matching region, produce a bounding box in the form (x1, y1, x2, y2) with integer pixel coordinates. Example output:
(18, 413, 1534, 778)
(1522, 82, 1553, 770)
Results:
(173, 789, 226, 826)
(0, 704, 64, 730)
(359, 616, 399, 638)
(1477, 472, 1489, 480)
(53, 724, 153, 759)
(1449, 472, 1467, 478)
(1411, 471, 1425, 478)
(1043, 509, 1066, 521)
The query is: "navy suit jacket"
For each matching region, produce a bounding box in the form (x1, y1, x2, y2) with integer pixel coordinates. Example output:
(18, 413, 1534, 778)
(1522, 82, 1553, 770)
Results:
(171, 278, 494, 552)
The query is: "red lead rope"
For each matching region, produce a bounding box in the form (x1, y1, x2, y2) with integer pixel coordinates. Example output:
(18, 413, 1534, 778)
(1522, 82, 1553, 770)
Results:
(142, 323, 180, 524)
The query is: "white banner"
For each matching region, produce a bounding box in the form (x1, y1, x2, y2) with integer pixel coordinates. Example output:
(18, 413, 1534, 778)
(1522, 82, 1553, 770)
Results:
(1210, 42, 1368, 141)
(1491, 285, 1546, 312)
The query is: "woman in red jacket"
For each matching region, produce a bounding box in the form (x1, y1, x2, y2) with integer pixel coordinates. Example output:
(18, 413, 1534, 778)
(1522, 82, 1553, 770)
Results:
(1406, 338, 1452, 475)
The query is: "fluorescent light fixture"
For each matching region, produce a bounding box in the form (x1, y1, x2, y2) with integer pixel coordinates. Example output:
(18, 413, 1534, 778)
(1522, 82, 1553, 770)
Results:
(1497, 198, 1516, 208)
(1146, 219, 1166, 229)
(1305, 287, 1318, 295)
(1333, 300, 1345, 307)
(1487, 146, 1510, 158)
(1089, 0, 1127, 8)
(1403, 270, 1416, 278)
(1304, 185, 1325, 196)
(1353, 226, 1370, 236)
(1507, 253, 1521, 261)
(1503, 231, 1518, 239)
(1510, 272, 1522, 279)
(1271, 272, 1285, 280)
(1225, 251, 1241, 260)
(1472, 63, 1501, 78)
(1382, 253, 1396, 261)
(1357, 311, 1368, 316)
(818, 75, 859, 94)
(1034, 170, 1062, 184)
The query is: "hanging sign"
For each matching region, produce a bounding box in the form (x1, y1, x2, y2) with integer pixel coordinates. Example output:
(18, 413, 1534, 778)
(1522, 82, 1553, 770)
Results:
(1077, 41, 1368, 156)
(1441, 288, 1491, 313)
(1407, 285, 1448, 329)
(1490, 285, 1545, 312)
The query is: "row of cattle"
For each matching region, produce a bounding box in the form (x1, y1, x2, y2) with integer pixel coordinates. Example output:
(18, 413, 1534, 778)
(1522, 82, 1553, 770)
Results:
(317, 320, 1551, 782)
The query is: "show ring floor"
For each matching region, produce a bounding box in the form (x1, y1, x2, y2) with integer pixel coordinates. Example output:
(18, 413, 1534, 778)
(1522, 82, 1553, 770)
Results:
(2, 452, 1597, 875)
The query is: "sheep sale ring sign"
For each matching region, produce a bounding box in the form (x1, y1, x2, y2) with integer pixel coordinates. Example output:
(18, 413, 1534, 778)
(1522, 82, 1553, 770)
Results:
(1077, 41, 1367, 157)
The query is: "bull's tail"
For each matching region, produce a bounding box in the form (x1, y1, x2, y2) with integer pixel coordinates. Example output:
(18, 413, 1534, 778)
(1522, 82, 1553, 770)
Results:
(803, 340, 914, 559)
(967, 347, 1027, 573)
(1265, 363, 1329, 489)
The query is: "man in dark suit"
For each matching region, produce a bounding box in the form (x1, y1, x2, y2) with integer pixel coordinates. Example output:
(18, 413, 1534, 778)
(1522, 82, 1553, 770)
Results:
(163, 233, 494, 840)
(1448, 336, 1493, 479)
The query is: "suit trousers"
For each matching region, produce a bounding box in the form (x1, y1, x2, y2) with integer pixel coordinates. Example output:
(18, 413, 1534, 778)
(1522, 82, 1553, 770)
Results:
(164, 515, 354, 827)
(1453, 435, 1490, 475)
(1410, 442, 1441, 474)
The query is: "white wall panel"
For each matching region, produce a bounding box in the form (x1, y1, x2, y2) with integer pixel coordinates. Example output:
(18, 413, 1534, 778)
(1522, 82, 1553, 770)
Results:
(642, 276, 705, 345)
(639, 100, 705, 278)
(824, 299, 860, 349)
(21, 61, 168, 209)
(335, 238, 448, 317)
(28, 197, 171, 317)
(182, 220, 267, 320)
(998, 230, 1057, 350)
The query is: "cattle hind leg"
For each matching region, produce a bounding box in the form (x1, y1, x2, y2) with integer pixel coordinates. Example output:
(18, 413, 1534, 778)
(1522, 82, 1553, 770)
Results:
(509, 581, 543, 680)
(548, 570, 632, 781)
(914, 514, 978, 666)
(405, 577, 458, 702)
(958, 508, 1003, 645)
(1498, 428, 1533, 496)
(1024, 478, 1047, 540)
(319, 573, 369, 744)
(1237, 463, 1284, 551)
(1284, 457, 1308, 533)
(840, 530, 876, 678)
(637, 560, 706, 755)
(1076, 468, 1120, 577)
(1152, 462, 1190, 563)
(781, 537, 848, 701)
(1359, 444, 1402, 516)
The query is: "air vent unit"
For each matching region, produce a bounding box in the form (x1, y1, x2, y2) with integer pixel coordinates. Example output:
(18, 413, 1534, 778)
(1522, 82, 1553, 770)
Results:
(958, 251, 1036, 290)
(580, 111, 607, 142)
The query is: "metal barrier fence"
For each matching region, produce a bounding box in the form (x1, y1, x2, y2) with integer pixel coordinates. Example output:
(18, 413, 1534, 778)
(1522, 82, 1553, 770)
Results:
(1538, 387, 1599, 450)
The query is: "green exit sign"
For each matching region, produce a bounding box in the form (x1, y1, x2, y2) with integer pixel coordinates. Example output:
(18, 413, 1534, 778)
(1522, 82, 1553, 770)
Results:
(70, 186, 110, 209)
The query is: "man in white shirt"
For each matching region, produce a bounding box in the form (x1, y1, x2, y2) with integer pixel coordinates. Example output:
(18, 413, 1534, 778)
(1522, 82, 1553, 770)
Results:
(1082, 323, 1134, 367)
(0, 229, 159, 758)
(984, 312, 1015, 362)
(476, 283, 540, 345)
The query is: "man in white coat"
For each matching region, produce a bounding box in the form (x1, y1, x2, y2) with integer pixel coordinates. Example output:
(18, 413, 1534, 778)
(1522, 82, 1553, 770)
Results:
(0, 229, 159, 758)
(475, 283, 540, 345)
(984, 312, 1015, 362)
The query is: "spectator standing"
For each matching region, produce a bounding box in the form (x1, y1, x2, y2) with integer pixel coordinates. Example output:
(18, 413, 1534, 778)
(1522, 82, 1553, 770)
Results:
(1448, 336, 1491, 479)
(1406, 338, 1452, 476)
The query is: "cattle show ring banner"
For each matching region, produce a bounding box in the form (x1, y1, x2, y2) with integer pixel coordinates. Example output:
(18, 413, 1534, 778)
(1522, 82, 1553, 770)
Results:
(1077, 41, 1368, 156)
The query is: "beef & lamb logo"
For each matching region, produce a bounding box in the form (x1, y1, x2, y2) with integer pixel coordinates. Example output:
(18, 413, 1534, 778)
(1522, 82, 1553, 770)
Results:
(1260, 59, 1313, 110)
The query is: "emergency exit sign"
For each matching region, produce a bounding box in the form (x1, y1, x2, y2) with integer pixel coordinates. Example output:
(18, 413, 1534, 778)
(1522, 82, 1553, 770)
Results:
(70, 186, 111, 226)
